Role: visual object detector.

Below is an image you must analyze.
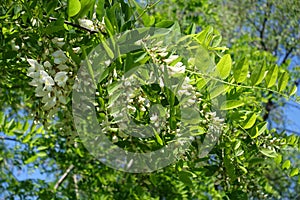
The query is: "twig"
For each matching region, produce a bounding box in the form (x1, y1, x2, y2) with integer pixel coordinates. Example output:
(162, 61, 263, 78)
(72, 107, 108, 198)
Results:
(0, 136, 19, 142)
(73, 174, 79, 199)
(129, 0, 161, 22)
(54, 164, 74, 190)
(186, 70, 290, 99)
(47, 16, 101, 34)
(280, 47, 294, 65)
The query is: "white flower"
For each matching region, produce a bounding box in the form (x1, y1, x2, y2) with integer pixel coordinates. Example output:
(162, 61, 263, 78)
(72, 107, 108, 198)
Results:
(163, 55, 179, 64)
(140, 106, 146, 112)
(127, 105, 136, 112)
(57, 64, 68, 70)
(29, 79, 39, 87)
(51, 37, 65, 47)
(168, 62, 186, 75)
(78, 19, 97, 31)
(158, 51, 168, 57)
(72, 47, 81, 53)
(43, 76, 55, 91)
(38, 70, 52, 82)
(43, 96, 56, 110)
(58, 95, 67, 104)
(138, 96, 146, 104)
(54, 71, 68, 87)
(150, 114, 158, 122)
(52, 50, 68, 64)
(35, 86, 47, 97)
(11, 40, 20, 51)
(43, 61, 52, 68)
(27, 59, 44, 77)
(104, 59, 111, 66)
(159, 77, 164, 88)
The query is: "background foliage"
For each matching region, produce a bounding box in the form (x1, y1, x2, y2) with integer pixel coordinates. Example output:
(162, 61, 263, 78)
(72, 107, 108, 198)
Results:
(1, 0, 299, 199)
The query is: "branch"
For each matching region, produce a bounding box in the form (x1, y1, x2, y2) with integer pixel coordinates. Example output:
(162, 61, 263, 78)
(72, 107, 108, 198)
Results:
(280, 47, 294, 65)
(73, 174, 79, 199)
(54, 164, 74, 190)
(0, 136, 19, 142)
(259, 16, 268, 51)
(47, 17, 102, 34)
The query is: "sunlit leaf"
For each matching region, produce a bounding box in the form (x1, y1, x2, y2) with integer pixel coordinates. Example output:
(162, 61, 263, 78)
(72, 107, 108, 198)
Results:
(282, 160, 291, 170)
(290, 168, 299, 177)
(233, 58, 248, 83)
(265, 64, 278, 88)
(24, 155, 38, 164)
(68, 0, 81, 17)
(216, 54, 232, 79)
(278, 72, 289, 92)
(251, 61, 266, 86)
(260, 148, 277, 158)
(243, 113, 257, 129)
(220, 100, 244, 110)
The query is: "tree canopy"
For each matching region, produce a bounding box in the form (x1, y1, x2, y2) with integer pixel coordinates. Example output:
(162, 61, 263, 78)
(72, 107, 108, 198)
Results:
(1, 0, 300, 199)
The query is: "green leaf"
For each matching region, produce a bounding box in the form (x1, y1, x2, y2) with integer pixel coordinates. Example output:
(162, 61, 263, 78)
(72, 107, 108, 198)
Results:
(22, 134, 31, 143)
(37, 146, 48, 151)
(210, 85, 228, 99)
(260, 148, 277, 158)
(102, 40, 114, 59)
(250, 122, 267, 138)
(289, 85, 297, 96)
(290, 168, 299, 177)
(220, 100, 244, 110)
(22, 121, 30, 131)
(185, 23, 196, 34)
(155, 132, 163, 146)
(234, 140, 241, 150)
(224, 156, 236, 181)
(211, 34, 222, 47)
(278, 72, 289, 92)
(96, 0, 105, 20)
(6, 118, 15, 131)
(36, 152, 47, 157)
(251, 61, 266, 86)
(178, 171, 193, 186)
(235, 149, 244, 157)
(190, 126, 205, 136)
(287, 134, 297, 146)
(76, 0, 95, 18)
(155, 20, 174, 28)
(131, 0, 155, 26)
(265, 64, 278, 88)
(239, 165, 248, 173)
(282, 160, 291, 170)
(216, 54, 232, 79)
(24, 155, 38, 164)
(44, 18, 65, 34)
(181, 107, 201, 124)
(68, 0, 81, 17)
(104, 16, 115, 36)
(196, 26, 213, 46)
(243, 113, 257, 129)
(274, 154, 282, 165)
(233, 58, 248, 83)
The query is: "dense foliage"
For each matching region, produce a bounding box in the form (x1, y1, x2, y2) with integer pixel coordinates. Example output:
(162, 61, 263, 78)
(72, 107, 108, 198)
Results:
(1, 0, 299, 199)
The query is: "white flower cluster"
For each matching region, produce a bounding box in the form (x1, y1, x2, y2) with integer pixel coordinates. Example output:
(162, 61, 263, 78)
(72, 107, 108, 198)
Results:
(148, 42, 200, 108)
(78, 19, 98, 32)
(26, 38, 74, 114)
